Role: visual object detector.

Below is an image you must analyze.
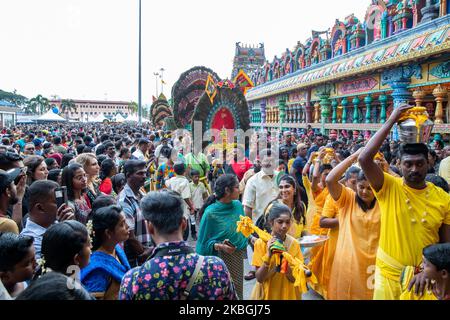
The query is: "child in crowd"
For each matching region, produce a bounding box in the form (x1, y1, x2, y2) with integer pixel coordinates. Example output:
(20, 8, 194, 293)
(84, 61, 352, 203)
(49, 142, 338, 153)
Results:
(0, 233, 36, 299)
(165, 162, 195, 241)
(189, 170, 208, 240)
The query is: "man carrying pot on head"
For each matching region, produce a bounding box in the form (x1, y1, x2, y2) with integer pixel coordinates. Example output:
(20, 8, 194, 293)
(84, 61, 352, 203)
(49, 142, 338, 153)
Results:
(359, 104, 450, 300)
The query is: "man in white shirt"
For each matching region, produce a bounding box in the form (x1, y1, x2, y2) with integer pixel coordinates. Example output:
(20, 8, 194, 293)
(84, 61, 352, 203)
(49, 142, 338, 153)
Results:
(132, 138, 150, 161)
(242, 149, 279, 280)
(242, 149, 279, 222)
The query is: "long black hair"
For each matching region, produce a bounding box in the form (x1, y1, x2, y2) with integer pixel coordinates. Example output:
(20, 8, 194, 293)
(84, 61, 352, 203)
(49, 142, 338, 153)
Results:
(39, 220, 89, 275)
(198, 174, 238, 220)
(277, 175, 306, 225)
(91, 205, 123, 251)
(257, 201, 292, 233)
(99, 158, 116, 180)
(61, 153, 75, 169)
(61, 163, 85, 201)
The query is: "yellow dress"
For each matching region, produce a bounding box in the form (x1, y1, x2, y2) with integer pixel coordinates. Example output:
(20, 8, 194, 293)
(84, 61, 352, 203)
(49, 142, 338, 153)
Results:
(372, 173, 450, 300)
(302, 175, 317, 232)
(288, 216, 304, 239)
(327, 187, 381, 300)
(319, 194, 340, 299)
(252, 235, 303, 300)
(308, 184, 330, 297)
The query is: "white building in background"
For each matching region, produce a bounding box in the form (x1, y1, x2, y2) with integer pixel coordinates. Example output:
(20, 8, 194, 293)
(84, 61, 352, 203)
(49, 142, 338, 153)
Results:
(0, 100, 20, 128)
(49, 99, 135, 122)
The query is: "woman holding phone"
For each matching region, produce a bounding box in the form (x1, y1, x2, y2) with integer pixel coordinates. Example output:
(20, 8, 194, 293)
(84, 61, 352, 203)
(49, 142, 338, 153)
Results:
(196, 174, 249, 299)
(61, 163, 92, 225)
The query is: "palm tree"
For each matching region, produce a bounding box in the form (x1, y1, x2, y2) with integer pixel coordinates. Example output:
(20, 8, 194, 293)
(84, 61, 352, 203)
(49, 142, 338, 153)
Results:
(60, 99, 76, 119)
(27, 94, 50, 115)
(129, 101, 138, 114)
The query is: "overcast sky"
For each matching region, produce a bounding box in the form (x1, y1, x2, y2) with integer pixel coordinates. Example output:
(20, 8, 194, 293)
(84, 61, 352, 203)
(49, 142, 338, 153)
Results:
(0, 0, 370, 104)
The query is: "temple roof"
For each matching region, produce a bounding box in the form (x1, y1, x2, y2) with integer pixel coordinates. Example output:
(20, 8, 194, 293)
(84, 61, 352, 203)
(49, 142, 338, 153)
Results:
(246, 18, 450, 101)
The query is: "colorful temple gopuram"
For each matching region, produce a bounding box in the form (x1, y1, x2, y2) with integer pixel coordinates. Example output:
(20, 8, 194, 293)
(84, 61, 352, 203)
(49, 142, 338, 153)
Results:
(246, 0, 450, 139)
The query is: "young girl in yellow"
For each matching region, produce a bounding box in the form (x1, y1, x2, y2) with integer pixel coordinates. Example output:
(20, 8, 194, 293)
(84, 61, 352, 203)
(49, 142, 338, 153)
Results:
(252, 202, 303, 300)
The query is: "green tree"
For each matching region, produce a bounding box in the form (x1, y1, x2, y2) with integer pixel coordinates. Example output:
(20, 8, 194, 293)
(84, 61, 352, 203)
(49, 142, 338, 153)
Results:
(27, 94, 50, 115)
(60, 99, 76, 119)
(0, 89, 28, 107)
(129, 101, 138, 114)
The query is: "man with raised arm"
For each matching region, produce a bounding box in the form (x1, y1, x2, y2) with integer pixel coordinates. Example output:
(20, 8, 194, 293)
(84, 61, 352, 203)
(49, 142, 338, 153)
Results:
(358, 104, 450, 300)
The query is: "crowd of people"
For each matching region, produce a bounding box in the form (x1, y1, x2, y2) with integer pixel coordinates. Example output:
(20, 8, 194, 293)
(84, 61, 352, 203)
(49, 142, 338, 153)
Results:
(0, 104, 449, 300)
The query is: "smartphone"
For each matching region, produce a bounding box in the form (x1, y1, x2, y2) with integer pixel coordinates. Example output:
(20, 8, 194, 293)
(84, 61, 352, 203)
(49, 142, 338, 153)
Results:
(55, 186, 68, 208)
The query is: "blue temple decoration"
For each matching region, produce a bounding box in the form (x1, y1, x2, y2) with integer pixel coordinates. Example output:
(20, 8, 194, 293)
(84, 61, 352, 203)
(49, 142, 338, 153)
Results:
(430, 61, 450, 79)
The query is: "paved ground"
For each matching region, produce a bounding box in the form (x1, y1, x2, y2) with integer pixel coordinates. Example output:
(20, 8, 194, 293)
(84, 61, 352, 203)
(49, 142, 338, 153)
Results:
(188, 236, 323, 300)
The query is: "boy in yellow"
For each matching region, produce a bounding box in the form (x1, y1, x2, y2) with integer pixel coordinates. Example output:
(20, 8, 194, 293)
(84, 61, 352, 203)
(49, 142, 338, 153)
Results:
(252, 202, 303, 300)
(319, 166, 361, 299)
(359, 104, 450, 300)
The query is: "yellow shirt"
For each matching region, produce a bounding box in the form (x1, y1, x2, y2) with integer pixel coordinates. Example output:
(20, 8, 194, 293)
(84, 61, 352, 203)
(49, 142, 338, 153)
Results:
(374, 172, 450, 267)
(320, 194, 340, 298)
(252, 235, 303, 300)
(328, 187, 381, 300)
(287, 158, 295, 173)
(0, 217, 19, 234)
(288, 217, 304, 239)
(310, 187, 329, 236)
(303, 175, 317, 232)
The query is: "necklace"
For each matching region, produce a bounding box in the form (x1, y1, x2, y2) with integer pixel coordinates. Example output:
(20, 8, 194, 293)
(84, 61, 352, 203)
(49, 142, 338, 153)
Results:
(403, 182, 430, 225)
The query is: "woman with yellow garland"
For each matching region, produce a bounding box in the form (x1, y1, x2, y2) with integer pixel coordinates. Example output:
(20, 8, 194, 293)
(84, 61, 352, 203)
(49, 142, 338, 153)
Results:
(252, 202, 303, 300)
(325, 148, 381, 300)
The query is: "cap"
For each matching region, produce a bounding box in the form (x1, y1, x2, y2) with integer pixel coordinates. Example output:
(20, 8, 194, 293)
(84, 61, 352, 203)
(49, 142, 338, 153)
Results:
(0, 168, 21, 193)
(283, 131, 292, 136)
(33, 139, 42, 147)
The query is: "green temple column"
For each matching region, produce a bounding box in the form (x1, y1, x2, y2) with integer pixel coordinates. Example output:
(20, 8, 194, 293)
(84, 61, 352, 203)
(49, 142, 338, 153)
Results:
(331, 99, 338, 124)
(378, 94, 387, 124)
(279, 97, 286, 130)
(352, 97, 360, 124)
(364, 95, 373, 124)
(341, 97, 348, 124)
(319, 93, 331, 134)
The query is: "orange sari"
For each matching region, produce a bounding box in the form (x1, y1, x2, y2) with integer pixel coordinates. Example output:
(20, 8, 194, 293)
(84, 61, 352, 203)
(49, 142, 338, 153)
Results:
(318, 194, 340, 299)
(327, 187, 381, 300)
(309, 186, 330, 297)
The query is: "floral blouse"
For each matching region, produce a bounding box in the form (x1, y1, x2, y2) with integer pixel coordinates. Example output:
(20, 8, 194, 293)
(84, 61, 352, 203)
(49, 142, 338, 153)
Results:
(119, 241, 238, 300)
